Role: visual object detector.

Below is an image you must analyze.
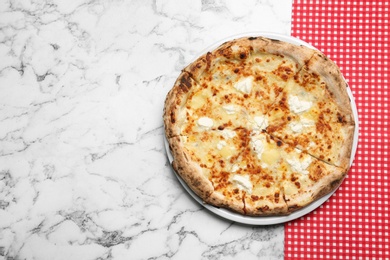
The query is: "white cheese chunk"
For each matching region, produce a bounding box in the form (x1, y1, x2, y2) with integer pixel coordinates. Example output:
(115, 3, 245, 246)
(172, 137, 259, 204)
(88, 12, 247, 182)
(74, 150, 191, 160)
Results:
(251, 136, 265, 160)
(286, 155, 312, 175)
(197, 117, 213, 128)
(234, 77, 253, 94)
(254, 116, 269, 130)
(221, 129, 236, 139)
(232, 174, 252, 194)
(222, 105, 236, 114)
(231, 164, 239, 173)
(289, 118, 315, 133)
(288, 95, 313, 114)
(216, 140, 227, 150)
(290, 121, 303, 133)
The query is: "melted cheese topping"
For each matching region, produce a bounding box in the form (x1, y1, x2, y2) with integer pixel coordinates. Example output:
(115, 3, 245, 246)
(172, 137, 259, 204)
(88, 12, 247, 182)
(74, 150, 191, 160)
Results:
(261, 148, 280, 166)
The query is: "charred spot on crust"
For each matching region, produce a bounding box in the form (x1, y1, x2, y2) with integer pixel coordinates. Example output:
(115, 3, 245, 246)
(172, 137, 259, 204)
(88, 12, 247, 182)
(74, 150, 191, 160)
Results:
(234, 68, 239, 73)
(180, 76, 192, 92)
(205, 52, 212, 70)
(248, 37, 258, 40)
(277, 140, 283, 147)
(170, 111, 176, 123)
(193, 179, 201, 187)
(274, 192, 280, 203)
(257, 205, 270, 212)
(330, 179, 341, 188)
(337, 112, 347, 123)
(239, 52, 247, 59)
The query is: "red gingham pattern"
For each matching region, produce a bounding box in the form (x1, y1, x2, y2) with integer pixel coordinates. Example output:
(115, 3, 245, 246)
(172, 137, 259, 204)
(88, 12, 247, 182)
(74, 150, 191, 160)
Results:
(286, 1, 390, 259)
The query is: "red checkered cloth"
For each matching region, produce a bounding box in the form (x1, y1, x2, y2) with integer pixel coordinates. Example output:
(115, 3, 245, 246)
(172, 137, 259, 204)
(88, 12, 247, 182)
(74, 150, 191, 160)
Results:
(285, 1, 390, 259)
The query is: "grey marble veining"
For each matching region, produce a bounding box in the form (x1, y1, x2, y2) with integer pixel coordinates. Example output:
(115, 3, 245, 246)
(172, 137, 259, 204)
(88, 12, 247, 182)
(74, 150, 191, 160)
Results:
(0, 0, 291, 259)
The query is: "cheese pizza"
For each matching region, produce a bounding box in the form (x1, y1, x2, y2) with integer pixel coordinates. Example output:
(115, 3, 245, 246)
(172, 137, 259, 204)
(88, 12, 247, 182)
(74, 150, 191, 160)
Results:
(163, 36, 355, 216)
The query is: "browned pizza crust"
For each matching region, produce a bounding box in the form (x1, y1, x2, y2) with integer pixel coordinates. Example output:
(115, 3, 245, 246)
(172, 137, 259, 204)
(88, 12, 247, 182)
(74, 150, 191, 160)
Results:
(245, 193, 289, 216)
(168, 135, 247, 215)
(285, 164, 347, 212)
(163, 71, 198, 138)
(336, 124, 355, 169)
(183, 37, 253, 81)
(306, 51, 355, 124)
(168, 136, 215, 200)
(250, 36, 316, 70)
(207, 190, 246, 215)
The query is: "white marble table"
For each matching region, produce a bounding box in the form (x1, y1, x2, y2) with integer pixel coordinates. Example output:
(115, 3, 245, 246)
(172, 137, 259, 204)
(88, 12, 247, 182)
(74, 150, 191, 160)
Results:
(0, 0, 292, 259)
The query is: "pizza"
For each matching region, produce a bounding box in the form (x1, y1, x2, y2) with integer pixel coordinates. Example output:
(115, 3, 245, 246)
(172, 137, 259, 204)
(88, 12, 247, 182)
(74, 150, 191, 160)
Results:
(163, 36, 355, 216)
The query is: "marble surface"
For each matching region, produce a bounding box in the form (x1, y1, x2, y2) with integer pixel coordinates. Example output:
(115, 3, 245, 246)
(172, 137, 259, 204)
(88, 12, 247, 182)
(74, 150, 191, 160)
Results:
(0, 0, 292, 259)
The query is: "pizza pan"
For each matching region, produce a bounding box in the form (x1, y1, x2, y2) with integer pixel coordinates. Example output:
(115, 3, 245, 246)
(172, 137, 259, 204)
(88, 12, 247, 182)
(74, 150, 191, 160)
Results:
(164, 32, 359, 225)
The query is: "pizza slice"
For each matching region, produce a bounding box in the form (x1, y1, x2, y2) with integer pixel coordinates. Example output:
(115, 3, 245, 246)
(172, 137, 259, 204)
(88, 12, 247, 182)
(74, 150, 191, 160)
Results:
(164, 69, 250, 137)
(183, 38, 282, 129)
(280, 147, 347, 211)
(291, 51, 355, 124)
(264, 96, 354, 169)
(167, 128, 251, 214)
(236, 131, 347, 214)
(164, 71, 202, 138)
(231, 131, 289, 215)
(241, 37, 318, 131)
